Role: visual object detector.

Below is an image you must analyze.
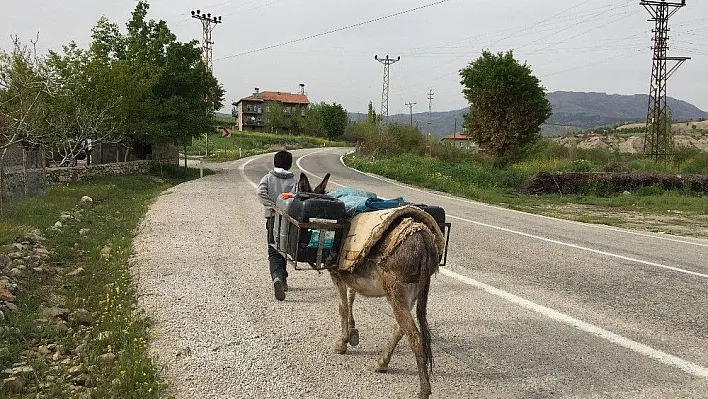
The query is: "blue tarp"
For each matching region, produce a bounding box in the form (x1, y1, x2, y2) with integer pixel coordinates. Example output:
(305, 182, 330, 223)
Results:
(328, 187, 408, 217)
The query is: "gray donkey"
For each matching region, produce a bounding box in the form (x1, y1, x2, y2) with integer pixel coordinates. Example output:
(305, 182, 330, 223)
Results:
(298, 173, 439, 399)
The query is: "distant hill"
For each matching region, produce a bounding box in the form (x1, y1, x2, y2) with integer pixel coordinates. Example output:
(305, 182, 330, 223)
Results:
(546, 91, 708, 130)
(350, 91, 708, 138)
(215, 111, 232, 120)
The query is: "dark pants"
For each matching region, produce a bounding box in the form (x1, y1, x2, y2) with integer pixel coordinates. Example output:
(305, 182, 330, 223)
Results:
(266, 217, 287, 281)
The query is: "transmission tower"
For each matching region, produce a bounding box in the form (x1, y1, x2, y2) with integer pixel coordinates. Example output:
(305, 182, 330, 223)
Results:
(375, 55, 400, 119)
(191, 9, 223, 72)
(426, 89, 434, 137)
(405, 102, 417, 126)
(641, 0, 689, 161)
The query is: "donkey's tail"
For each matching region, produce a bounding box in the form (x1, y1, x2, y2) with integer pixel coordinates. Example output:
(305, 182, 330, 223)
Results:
(416, 229, 438, 375)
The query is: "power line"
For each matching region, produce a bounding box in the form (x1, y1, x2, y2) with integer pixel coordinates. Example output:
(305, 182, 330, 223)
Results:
(214, 0, 456, 60)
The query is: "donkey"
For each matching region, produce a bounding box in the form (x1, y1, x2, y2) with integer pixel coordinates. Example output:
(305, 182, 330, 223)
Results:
(298, 173, 439, 399)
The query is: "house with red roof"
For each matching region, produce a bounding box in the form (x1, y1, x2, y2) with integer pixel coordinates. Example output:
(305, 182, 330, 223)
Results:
(232, 86, 310, 132)
(440, 132, 478, 150)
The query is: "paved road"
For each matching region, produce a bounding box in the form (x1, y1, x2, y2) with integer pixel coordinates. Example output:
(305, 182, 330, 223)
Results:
(136, 147, 708, 399)
(240, 148, 708, 398)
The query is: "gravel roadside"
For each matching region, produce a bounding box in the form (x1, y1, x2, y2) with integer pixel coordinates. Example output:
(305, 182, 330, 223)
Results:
(130, 156, 421, 399)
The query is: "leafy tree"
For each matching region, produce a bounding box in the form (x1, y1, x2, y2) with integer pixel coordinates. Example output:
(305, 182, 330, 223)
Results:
(41, 42, 126, 166)
(0, 36, 51, 156)
(88, 2, 223, 155)
(459, 50, 551, 158)
(304, 103, 325, 137)
(304, 102, 347, 139)
(287, 106, 305, 133)
(320, 102, 348, 140)
(264, 102, 287, 133)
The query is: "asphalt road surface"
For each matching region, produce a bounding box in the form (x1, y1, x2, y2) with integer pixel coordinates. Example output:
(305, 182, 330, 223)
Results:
(139, 147, 708, 399)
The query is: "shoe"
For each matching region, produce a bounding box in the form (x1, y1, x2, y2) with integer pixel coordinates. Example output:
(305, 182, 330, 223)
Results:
(283, 280, 289, 292)
(273, 278, 286, 301)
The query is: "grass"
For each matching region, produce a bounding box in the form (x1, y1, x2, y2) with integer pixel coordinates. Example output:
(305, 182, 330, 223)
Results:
(0, 164, 204, 398)
(344, 152, 708, 224)
(187, 130, 347, 162)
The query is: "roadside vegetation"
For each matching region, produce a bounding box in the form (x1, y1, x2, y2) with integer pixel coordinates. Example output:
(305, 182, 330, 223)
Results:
(0, 164, 204, 398)
(343, 50, 708, 236)
(345, 133, 708, 233)
(186, 130, 347, 163)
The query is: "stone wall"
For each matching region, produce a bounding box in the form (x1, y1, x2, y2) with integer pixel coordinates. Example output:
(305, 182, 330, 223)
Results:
(45, 160, 173, 184)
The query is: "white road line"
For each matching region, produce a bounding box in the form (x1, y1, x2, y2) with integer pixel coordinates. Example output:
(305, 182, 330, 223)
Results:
(238, 156, 261, 189)
(240, 149, 346, 190)
(335, 150, 708, 249)
(295, 149, 708, 279)
(244, 149, 708, 379)
(440, 267, 708, 379)
(295, 149, 345, 187)
(448, 214, 708, 279)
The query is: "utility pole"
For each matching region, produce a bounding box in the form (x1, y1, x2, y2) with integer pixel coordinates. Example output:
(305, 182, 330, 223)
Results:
(375, 55, 400, 120)
(426, 89, 434, 138)
(191, 9, 222, 72)
(191, 9, 223, 157)
(640, 0, 689, 162)
(405, 102, 417, 126)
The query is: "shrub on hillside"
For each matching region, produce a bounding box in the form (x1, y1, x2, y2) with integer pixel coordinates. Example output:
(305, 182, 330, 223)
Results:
(602, 161, 631, 173)
(566, 159, 594, 172)
(385, 123, 425, 153)
(351, 122, 427, 156)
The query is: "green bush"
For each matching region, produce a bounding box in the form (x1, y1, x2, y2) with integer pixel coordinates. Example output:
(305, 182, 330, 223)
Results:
(386, 123, 424, 152)
(602, 161, 631, 173)
(566, 159, 594, 172)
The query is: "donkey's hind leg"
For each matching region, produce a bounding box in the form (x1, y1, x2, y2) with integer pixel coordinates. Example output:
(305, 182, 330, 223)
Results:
(383, 282, 431, 398)
(376, 322, 403, 373)
(330, 272, 350, 354)
(347, 288, 359, 346)
(376, 284, 415, 372)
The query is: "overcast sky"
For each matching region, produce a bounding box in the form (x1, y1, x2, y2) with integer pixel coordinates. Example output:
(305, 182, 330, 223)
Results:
(2, 0, 707, 116)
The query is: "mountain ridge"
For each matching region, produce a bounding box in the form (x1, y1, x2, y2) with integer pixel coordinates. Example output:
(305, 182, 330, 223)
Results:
(349, 91, 708, 138)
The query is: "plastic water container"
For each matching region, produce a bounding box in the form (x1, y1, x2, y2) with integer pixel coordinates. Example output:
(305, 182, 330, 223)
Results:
(287, 193, 346, 222)
(274, 196, 294, 252)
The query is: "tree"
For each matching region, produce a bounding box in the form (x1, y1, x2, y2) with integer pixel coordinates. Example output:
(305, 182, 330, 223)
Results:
(0, 36, 51, 156)
(40, 42, 126, 166)
(264, 102, 287, 133)
(320, 103, 348, 140)
(88, 2, 223, 155)
(459, 50, 551, 158)
(304, 103, 325, 137)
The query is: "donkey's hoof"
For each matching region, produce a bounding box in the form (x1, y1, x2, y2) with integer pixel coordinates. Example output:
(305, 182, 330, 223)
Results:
(375, 362, 388, 373)
(333, 342, 347, 354)
(348, 328, 359, 347)
(418, 392, 431, 399)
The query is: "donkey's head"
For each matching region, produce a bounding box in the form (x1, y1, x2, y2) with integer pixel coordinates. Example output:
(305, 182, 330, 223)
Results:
(298, 173, 330, 194)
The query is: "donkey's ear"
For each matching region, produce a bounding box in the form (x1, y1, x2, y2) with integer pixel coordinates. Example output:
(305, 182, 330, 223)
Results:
(314, 173, 330, 194)
(297, 173, 312, 193)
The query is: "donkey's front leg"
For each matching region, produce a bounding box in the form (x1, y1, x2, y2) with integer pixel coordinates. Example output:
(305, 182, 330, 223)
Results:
(329, 271, 349, 354)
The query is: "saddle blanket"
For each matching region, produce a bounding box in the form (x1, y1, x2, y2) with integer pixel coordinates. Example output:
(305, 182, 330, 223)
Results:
(337, 205, 445, 272)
